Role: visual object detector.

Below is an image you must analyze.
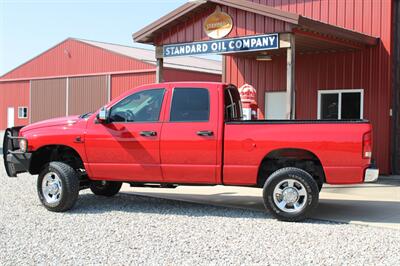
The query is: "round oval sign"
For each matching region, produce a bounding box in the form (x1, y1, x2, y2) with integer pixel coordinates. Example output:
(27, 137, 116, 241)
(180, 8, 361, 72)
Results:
(204, 7, 233, 39)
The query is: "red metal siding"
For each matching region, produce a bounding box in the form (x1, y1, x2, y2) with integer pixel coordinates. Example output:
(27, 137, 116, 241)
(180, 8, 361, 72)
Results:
(164, 69, 221, 83)
(110, 70, 220, 99)
(155, 5, 292, 45)
(1, 39, 154, 80)
(0, 81, 30, 129)
(244, 0, 393, 173)
(156, 1, 393, 173)
(111, 72, 155, 99)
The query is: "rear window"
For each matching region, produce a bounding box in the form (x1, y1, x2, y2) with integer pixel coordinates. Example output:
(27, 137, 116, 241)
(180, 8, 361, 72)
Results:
(224, 86, 242, 121)
(170, 88, 210, 122)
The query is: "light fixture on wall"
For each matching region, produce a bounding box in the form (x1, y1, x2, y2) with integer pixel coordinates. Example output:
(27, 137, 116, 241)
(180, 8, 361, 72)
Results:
(256, 54, 272, 61)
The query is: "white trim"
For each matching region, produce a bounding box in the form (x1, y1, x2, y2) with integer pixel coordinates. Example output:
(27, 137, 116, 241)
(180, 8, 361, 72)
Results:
(17, 106, 28, 119)
(107, 74, 111, 102)
(317, 89, 364, 120)
(29, 80, 32, 124)
(66, 77, 69, 116)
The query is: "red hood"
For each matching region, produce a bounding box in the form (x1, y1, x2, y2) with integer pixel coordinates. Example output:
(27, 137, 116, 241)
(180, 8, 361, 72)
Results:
(20, 115, 81, 133)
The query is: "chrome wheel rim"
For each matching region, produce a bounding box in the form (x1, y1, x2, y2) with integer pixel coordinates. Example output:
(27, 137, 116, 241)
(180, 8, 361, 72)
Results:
(273, 179, 308, 213)
(42, 172, 62, 205)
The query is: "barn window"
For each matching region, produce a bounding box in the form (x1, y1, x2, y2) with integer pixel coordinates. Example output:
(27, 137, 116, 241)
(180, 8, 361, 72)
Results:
(318, 90, 364, 120)
(18, 107, 28, 119)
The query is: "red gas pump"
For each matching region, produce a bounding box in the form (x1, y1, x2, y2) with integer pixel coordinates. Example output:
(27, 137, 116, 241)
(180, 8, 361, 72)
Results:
(238, 84, 259, 120)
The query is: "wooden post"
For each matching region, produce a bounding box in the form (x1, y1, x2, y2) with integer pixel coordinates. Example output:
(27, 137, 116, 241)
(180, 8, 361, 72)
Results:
(286, 34, 295, 120)
(155, 46, 164, 83)
(222, 55, 226, 83)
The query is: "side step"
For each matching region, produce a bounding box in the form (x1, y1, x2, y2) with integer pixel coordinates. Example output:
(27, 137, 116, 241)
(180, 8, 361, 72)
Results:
(129, 183, 177, 189)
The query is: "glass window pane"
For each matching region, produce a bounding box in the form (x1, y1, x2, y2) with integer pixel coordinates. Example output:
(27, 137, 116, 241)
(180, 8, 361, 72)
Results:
(18, 107, 27, 118)
(321, 93, 339, 119)
(170, 88, 210, 122)
(341, 92, 361, 119)
(110, 89, 165, 122)
(224, 87, 242, 121)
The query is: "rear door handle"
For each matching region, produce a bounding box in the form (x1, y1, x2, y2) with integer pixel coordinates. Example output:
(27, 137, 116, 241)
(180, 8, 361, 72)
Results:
(197, 130, 214, 136)
(140, 131, 157, 137)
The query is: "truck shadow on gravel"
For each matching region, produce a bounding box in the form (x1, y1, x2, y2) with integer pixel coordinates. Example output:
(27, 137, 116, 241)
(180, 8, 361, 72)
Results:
(69, 192, 340, 225)
(69, 191, 400, 227)
(70, 192, 271, 220)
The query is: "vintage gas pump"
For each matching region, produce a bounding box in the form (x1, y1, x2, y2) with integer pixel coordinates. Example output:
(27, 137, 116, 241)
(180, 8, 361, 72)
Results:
(238, 84, 258, 120)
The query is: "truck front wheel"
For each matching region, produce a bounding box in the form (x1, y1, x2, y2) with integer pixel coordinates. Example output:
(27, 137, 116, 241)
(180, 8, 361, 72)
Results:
(37, 162, 80, 212)
(90, 181, 122, 197)
(263, 167, 319, 222)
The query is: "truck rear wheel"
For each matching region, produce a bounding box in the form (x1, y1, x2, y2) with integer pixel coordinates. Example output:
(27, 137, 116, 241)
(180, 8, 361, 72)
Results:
(263, 167, 319, 222)
(90, 181, 122, 197)
(37, 162, 80, 212)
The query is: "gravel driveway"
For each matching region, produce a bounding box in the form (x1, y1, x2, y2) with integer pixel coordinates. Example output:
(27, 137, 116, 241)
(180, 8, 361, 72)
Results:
(1, 165, 400, 265)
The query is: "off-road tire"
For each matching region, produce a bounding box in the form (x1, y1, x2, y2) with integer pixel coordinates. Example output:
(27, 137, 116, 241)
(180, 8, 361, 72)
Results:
(263, 167, 319, 222)
(37, 162, 80, 212)
(90, 181, 122, 197)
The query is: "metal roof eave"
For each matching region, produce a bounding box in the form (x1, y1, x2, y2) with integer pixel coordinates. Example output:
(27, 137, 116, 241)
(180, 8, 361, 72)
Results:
(133, 0, 378, 47)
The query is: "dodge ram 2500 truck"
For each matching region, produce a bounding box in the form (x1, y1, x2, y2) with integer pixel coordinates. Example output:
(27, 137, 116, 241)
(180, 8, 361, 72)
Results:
(3, 82, 379, 221)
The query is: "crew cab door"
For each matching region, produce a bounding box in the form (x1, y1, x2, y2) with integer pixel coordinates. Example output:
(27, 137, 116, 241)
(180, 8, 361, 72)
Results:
(160, 85, 220, 184)
(84, 87, 166, 182)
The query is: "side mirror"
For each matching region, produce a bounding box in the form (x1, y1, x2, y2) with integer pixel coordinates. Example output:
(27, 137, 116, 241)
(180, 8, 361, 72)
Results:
(97, 106, 109, 123)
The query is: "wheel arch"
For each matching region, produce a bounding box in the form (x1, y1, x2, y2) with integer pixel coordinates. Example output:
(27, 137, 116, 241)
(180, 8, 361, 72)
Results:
(29, 145, 86, 175)
(257, 148, 326, 188)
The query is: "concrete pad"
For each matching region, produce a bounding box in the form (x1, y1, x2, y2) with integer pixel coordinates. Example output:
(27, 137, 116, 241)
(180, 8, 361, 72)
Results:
(122, 181, 400, 230)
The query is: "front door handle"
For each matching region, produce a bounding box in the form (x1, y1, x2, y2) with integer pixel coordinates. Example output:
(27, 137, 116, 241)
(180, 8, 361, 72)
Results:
(197, 130, 214, 136)
(140, 131, 157, 137)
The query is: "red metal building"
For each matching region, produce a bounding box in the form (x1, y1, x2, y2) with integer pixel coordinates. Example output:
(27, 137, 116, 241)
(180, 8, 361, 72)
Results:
(0, 38, 221, 128)
(133, 0, 399, 175)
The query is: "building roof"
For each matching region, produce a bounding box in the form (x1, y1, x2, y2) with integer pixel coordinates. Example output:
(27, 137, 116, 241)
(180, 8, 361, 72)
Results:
(133, 0, 378, 47)
(75, 39, 221, 75)
(0, 38, 221, 80)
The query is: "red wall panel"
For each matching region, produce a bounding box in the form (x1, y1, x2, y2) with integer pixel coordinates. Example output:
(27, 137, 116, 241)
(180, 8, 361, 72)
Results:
(155, 5, 292, 46)
(0, 81, 29, 129)
(111, 72, 155, 99)
(111, 69, 221, 100)
(1, 39, 154, 80)
(226, 1, 392, 173)
(164, 69, 221, 83)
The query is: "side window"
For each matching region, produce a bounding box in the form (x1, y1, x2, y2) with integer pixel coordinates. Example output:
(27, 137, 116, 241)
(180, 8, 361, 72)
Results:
(109, 89, 165, 123)
(170, 88, 210, 122)
(224, 86, 242, 121)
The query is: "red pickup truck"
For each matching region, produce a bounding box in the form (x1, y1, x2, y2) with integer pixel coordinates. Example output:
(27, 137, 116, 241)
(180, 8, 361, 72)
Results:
(3, 82, 379, 221)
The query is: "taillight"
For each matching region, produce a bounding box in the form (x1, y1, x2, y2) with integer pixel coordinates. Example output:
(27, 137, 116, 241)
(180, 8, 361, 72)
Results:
(362, 131, 372, 159)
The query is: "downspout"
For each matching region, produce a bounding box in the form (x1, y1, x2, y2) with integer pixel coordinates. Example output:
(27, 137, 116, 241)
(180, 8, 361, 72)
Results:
(392, 0, 400, 174)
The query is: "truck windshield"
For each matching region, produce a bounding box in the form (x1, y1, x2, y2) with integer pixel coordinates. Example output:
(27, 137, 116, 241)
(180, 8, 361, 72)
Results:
(224, 86, 242, 121)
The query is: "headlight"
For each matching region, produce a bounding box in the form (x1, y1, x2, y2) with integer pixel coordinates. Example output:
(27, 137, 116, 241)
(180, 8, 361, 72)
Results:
(19, 139, 28, 152)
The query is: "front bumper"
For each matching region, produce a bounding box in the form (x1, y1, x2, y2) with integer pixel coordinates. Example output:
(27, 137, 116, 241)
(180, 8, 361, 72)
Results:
(4, 152, 32, 177)
(364, 167, 379, 183)
(3, 127, 31, 177)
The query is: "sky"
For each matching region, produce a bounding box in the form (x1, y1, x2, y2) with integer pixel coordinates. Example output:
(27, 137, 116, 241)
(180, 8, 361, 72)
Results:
(0, 0, 191, 76)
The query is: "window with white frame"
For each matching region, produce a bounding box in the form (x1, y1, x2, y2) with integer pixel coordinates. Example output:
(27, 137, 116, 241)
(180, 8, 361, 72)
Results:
(18, 107, 28, 119)
(318, 89, 364, 120)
